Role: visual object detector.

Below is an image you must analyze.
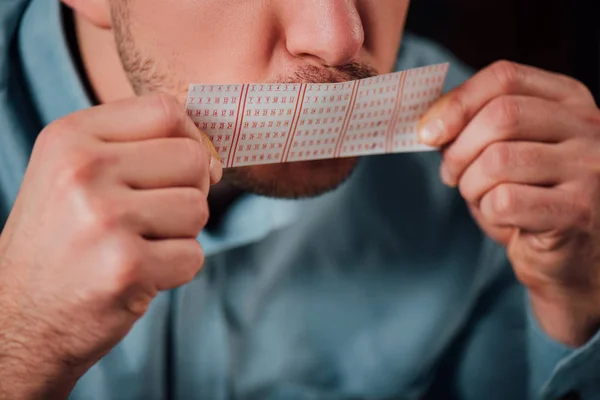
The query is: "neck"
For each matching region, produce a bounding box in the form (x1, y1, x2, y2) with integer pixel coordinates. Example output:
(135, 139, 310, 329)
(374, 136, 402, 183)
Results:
(73, 9, 134, 103)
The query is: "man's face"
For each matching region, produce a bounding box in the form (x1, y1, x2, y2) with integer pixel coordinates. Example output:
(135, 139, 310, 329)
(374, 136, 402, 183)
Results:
(109, 0, 410, 198)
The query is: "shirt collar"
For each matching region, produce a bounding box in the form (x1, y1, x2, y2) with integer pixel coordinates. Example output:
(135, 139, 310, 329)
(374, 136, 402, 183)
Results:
(17, 0, 304, 255)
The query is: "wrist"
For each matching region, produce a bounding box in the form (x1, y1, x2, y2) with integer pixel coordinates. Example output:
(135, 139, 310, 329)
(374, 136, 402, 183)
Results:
(0, 351, 78, 400)
(0, 342, 76, 400)
(529, 288, 600, 347)
(0, 304, 80, 399)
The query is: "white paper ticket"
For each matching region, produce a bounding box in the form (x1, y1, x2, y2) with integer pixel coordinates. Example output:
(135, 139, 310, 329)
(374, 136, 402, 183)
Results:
(186, 63, 449, 168)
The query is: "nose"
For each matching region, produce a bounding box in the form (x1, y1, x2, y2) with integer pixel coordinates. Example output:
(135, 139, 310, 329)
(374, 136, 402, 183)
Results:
(281, 0, 365, 67)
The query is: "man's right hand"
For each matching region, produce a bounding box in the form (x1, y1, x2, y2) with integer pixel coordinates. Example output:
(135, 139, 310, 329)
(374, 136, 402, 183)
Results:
(0, 94, 221, 399)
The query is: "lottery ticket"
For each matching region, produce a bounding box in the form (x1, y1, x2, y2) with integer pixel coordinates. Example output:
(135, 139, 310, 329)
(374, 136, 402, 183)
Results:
(186, 63, 449, 168)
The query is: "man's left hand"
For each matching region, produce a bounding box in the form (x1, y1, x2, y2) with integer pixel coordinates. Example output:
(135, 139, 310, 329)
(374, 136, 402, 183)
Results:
(419, 61, 600, 347)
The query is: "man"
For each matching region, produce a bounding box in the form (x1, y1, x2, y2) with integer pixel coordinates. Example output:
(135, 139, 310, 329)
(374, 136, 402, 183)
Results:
(0, 0, 599, 399)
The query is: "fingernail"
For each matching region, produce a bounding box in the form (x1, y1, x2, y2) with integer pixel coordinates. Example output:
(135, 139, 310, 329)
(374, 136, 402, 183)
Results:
(419, 119, 445, 145)
(440, 163, 454, 187)
(209, 156, 223, 184)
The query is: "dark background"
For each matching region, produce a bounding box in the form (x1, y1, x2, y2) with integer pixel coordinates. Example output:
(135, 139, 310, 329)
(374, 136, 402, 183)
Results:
(405, 0, 600, 102)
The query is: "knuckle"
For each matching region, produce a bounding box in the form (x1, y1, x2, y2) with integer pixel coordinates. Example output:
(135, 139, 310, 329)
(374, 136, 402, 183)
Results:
(574, 179, 596, 230)
(490, 60, 522, 93)
(185, 191, 209, 230)
(446, 92, 469, 125)
(515, 144, 542, 167)
(103, 238, 143, 295)
(482, 142, 513, 178)
(490, 185, 517, 218)
(154, 93, 185, 136)
(84, 197, 124, 234)
(198, 203, 210, 230)
(57, 148, 106, 189)
(574, 201, 593, 232)
(583, 112, 600, 135)
(447, 93, 467, 115)
(182, 138, 208, 172)
(442, 150, 464, 173)
(486, 96, 522, 131)
(182, 245, 205, 284)
(39, 116, 80, 143)
(567, 77, 594, 101)
(458, 181, 477, 204)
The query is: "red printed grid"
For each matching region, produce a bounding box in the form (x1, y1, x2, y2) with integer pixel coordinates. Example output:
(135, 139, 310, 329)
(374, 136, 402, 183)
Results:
(286, 82, 355, 163)
(337, 72, 404, 158)
(391, 63, 448, 152)
(186, 63, 449, 168)
(186, 84, 244, 166)
(229, 84, 303, 167)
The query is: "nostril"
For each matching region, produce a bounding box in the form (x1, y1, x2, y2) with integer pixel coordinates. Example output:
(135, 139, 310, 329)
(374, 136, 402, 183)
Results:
(283, 2, 365, 69)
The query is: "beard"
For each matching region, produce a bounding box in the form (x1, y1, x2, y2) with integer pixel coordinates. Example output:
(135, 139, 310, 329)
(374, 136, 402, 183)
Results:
(111, 7, 378, 199)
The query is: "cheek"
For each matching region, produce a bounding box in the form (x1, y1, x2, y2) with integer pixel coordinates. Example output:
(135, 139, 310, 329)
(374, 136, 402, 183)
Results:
(126, 0, 277, 83)
(122, 0, 408, 85)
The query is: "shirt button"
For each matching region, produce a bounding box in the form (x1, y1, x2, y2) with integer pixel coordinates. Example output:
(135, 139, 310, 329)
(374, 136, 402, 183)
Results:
(559, 392, 580, 400)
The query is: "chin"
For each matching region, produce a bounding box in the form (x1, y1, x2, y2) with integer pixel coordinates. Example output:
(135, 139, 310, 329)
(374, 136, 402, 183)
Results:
(223, 157, 359, 199)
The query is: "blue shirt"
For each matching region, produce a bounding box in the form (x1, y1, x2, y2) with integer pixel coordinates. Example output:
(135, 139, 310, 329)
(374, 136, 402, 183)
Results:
(2, 0, 600, 399)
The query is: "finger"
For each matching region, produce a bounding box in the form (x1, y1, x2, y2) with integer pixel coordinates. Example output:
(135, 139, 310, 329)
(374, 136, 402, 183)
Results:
(57, 94, 201, 142)
(61, 93, 224, 173)
(142, 238, 205, 291)
(419, 61, 596, 146)
(441, 96, 592, 186)
(458, 142, 568, 205)
(479, 183, 587, 233)
(113, 138, 211, 193)
(126, 188, 209, 239)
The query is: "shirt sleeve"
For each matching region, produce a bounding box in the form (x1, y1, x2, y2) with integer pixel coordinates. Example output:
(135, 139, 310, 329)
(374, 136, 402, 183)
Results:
(527, 300, 600, 400)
